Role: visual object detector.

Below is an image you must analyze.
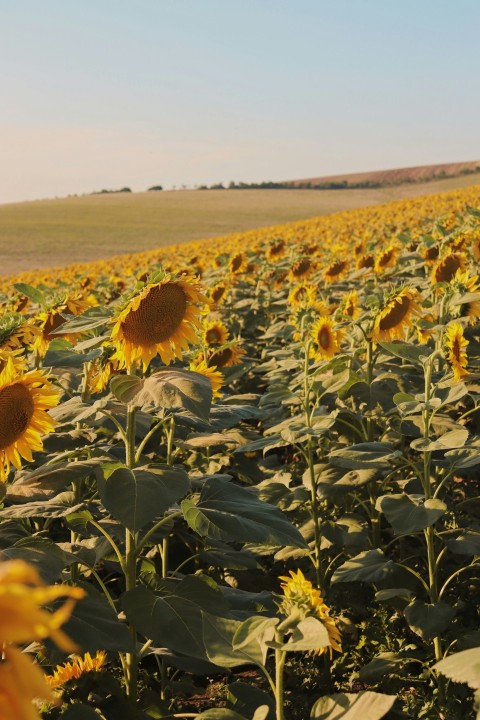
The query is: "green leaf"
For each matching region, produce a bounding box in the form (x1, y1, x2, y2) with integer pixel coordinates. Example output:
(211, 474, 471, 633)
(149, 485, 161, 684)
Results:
(233, 616, 278, 652)
(228, 683, 275, 719)
(50, 308, 112, 333)
(13, 283, 46, 304)
(59, 704, 103, 720)
(434, 647, 480, 689)
(358, 653, 406, 682)
(8, 460, 101, 503)
(196, 711, 249, 720)
(411, 427, 469, 452)
(111, 368, 212, 418)
(3, 537, 71, 581)
(329, 442, 401, 470)
(63, 582, 133, 652)
(310, 691, 396, 719)
(404, 600, 455, 641)
(96, 463, 189, 533)
(43, 339, 102, 368)
(446, 533, 480, 556)
(203, 614, 264, 668)
(122, 585, 207, 659)
(0, 492, 84, 519)
(331, 549, 398, 584)
(377, 494, 446, 534)
(181, 477, 306, 548)
(379, 341, 431, 364)
(271, 616, 330, 652)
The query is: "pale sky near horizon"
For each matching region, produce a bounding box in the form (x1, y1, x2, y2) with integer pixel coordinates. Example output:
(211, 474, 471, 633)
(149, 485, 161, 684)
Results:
(1, 0, 479, 203)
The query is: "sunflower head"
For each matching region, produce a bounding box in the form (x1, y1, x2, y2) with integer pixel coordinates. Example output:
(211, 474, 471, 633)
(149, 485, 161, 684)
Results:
(289, 258, 313, 281)
(311, 316, 343, 360)
(356, 253, 375, 270)
(444, 322, 468, 381)
(278, 569, 341, 657)
(110, 272, 208, 371)
(288, 283, 317, 309)
(266, 238, 287, 261)
(340, 290, 360, 320)
(0, 313, 41, 353)
(0, 357, 60, 482)
(202, 319, 230, 347)
(46, 651, 107, 688)
(432, 252, 466, 285)
(207, 342, 246, 368)
(324, 259, 349, 284)
(228, 252, 247, 275)
(209, 283, 229, 306)
(371, 287, 420, 343)
(190, 358, 224, 399)
(374, 244, 398, 273)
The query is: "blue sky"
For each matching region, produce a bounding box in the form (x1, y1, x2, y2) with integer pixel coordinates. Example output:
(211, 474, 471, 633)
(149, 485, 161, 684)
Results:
(1, 0, 479, 202)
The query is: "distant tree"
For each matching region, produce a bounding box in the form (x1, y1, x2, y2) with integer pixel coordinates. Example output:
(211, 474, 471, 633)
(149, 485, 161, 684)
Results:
(148, 185, 163, 191)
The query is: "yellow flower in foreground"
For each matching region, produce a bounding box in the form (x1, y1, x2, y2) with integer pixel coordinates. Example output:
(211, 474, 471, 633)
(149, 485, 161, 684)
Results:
(46, 651, 107, 688)
(279, 569, 341, 657)
(110, 274, 207, 371)
(311, 316, 343, 360)
(371, 287, 420, 343)
(190, 358, 224, 399)
(0, 645, 57, 720)
(0, 559, 85, 650)
(444, 322, 468, 381)
(0, 357, 60, 482)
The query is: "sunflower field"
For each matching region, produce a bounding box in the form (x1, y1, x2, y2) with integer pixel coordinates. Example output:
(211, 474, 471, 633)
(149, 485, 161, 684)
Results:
(0, 186, 479, 720)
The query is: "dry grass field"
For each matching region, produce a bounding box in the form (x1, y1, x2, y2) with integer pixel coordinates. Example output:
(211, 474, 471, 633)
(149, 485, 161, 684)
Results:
(1, 172, 480, 275)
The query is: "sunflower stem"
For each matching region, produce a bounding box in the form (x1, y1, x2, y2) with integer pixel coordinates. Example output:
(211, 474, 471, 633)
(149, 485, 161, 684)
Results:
(274, 629, 287, 720)
(124, 404, 138, 706)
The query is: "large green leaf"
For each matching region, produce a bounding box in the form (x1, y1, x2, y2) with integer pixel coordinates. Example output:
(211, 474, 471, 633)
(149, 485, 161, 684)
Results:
(61, 582, 134, 652)
(7, 460, 102, 502)
(379, 341, 431, 365)
(377, 494, 446, 534)
(434, 647, 480, 689)
(404, 600, 455, 641)
(181, 477, 306, 548)
(96, 463, 189, 533)
(411, 427, 469, 452)
(111, 368, 212, 418)
(310, 691, 396, 719)
(329, 442, 401, 470)
(0, 492, 84, 519)
(44, 339, 102, 368)
(228, 682, 275, 719)
(3, 537, 71, 581)
(331, 549, 398, 585)
(203, 614, 264, 668)
(59, 705, 103, 720)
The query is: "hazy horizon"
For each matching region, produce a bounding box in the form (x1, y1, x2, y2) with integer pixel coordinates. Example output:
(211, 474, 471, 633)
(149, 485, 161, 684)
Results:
(2, 0, 479, 204)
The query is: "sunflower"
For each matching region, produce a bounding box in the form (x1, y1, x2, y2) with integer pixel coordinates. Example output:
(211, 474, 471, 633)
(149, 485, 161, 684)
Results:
(324, 259, 349, 284)
(422, 245, 440, 264)
(444, 322, 468, 381)
(278, 569, 341, 657)
(340, 290, 360, 320)
(0, 357, 60, 482)
(202, 319, 230, 346)
(311, 316, 343, 360)
(46, 651, 107, 688)
(356, 253, 375, 270)
(431, 252, 466, 285)
(207, 343, 246, 368)
(374, 244, 398, 273)
(110, 274, 207, 371)
(33, 292, 91, 357)
(0, 348, 28, 375)
(0, 313, 41, 353)
(266, 238, 287, 261)
(288, 283, 317, 309)
(190, 358, 223, 398)
(208, 283, 229, 306)
(0, 559, 84, 650)
(228, 252, 247, 274)
(289, 258, 313, 281)
(371, 287, 420, 343)
(453, 271, 480, 323)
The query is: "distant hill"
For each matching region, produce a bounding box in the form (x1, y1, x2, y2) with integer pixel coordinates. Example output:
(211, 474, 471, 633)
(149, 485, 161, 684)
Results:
(285, 160, 480, 188)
